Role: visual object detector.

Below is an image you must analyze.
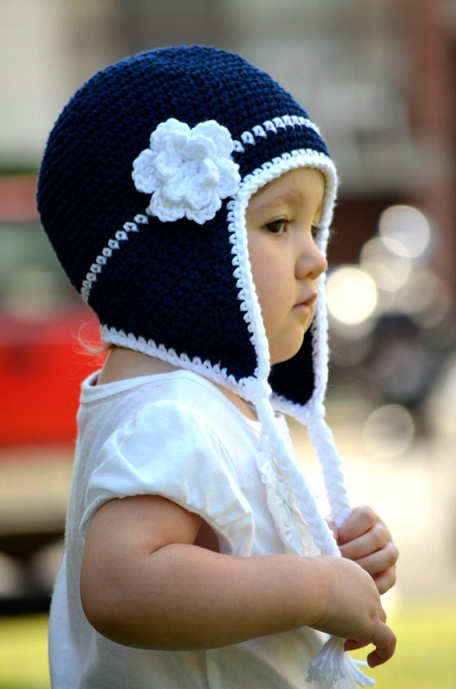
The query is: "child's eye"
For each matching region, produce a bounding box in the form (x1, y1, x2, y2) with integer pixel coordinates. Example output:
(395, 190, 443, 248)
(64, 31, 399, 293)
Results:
(264, 219, 288, 235)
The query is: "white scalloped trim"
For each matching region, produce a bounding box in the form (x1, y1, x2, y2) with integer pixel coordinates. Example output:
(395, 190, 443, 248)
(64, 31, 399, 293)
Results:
(226, 148, 338, 412)
(99, 324, 270, 402)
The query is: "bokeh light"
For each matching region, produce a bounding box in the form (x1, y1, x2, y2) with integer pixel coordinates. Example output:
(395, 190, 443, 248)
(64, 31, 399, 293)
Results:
(378, 204, 432, 260)
(326, 265, 378, 326)
(363, 404, 415, 458)
(360, 236, 412, 293)
(426, 355, 456, 437)
(394, 267, 452, 326)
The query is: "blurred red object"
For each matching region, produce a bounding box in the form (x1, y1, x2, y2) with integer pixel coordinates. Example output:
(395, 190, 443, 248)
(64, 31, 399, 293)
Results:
(0, 175, 38, 222)
(0, 306, 103, 446)
(0, 175, 106, 447)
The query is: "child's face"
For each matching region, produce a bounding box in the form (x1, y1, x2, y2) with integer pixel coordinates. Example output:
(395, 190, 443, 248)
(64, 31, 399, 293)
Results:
(246, 167, 327, 365)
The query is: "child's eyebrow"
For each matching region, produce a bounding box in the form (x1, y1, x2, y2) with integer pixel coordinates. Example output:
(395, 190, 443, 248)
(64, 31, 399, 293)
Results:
(250, 191, 324, 219)
(250, 190, 297, 211)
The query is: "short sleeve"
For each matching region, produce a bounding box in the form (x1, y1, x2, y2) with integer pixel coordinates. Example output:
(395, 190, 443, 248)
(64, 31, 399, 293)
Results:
(80, 400, 255, 555)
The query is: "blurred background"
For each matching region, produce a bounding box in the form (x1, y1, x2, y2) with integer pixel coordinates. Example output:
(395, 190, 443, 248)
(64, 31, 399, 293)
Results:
(1, 1, 456, 687)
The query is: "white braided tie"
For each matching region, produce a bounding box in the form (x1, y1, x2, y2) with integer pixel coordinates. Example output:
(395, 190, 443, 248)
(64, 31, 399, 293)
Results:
(256, 397, 338, 556)
(306, 416, 352, 530)
(254, 396, 375, 689)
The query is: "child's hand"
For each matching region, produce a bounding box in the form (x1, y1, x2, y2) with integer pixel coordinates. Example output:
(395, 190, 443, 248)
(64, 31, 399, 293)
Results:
(335, 505, 398, 595)
(311, 556, 396, 668)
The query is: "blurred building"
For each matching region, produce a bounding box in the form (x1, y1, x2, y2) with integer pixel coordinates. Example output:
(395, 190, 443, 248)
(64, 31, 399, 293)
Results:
(1, 0, 455, 298)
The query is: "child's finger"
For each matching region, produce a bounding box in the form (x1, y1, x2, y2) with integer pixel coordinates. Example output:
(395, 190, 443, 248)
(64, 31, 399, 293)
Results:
(337, 505, 378, 546)
(345, 539, 399, 573)
(373, 566, 397, 595)
(367, 622, 397, 667)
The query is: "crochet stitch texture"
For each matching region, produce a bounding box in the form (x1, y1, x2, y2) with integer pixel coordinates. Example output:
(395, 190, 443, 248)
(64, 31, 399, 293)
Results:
(37, 46, 335, 400)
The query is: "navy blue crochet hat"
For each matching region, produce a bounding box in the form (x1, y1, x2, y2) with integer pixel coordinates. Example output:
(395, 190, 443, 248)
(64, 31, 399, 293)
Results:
(37, 45, 337, 418)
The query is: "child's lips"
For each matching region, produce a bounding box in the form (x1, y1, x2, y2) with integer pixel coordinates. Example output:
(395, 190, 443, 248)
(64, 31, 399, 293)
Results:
(294, 292, 317, 310)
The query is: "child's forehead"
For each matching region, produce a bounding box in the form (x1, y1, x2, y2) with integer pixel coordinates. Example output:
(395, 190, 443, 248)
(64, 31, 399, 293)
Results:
(247, 167, 326, 212)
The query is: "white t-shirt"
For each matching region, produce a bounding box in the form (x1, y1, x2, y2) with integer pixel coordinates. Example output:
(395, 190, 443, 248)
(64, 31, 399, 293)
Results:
(49, 369, 326, 688)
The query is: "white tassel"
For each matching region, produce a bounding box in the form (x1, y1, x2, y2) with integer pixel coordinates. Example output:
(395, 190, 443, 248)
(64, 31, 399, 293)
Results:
(305, 416, 351, 530)
(307, 637, 375, 688)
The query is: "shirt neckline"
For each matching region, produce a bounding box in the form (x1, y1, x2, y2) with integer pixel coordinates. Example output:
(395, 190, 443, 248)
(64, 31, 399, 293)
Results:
(82, 368, 267, 430)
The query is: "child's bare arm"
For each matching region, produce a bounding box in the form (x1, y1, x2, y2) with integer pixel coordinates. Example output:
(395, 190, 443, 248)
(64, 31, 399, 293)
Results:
(80, 495, 396, 666)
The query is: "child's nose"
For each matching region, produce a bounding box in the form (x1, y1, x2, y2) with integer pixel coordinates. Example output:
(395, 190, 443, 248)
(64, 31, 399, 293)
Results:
(296, 237, 328, 280)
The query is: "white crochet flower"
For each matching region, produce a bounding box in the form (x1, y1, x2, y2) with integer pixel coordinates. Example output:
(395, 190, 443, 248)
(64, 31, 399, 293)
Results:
(132, 118, 240, 224)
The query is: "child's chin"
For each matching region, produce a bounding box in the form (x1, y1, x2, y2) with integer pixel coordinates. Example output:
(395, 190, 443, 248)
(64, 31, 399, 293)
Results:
(270, 340, 305, 366)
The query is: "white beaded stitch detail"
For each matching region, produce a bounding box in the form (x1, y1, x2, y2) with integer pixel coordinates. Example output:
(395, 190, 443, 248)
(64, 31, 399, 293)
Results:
(233, 114, 322, 153)
(80, 214, 148, 303)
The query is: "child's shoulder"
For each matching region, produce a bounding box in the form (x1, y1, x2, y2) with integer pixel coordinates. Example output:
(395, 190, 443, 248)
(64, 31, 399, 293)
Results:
(81, 368, 261, 481)
(82, 364, 254, 430)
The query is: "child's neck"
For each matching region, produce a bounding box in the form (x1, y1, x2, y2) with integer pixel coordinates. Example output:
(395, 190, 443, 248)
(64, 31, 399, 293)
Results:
(97, 347, 257, 421)
(98, 347, 177, 383)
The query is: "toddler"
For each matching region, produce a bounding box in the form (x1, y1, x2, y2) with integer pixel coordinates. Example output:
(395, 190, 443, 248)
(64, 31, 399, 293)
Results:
(37, 46, 398, 689)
